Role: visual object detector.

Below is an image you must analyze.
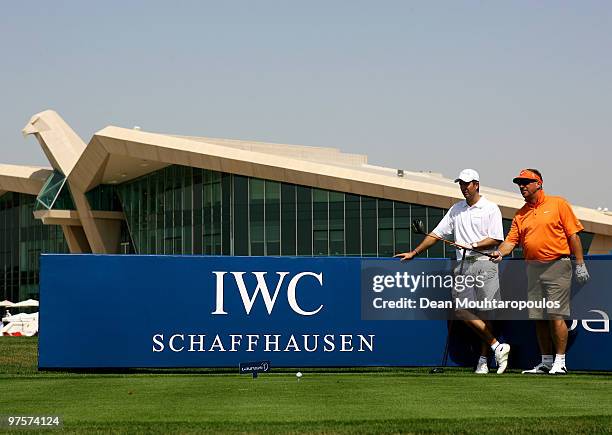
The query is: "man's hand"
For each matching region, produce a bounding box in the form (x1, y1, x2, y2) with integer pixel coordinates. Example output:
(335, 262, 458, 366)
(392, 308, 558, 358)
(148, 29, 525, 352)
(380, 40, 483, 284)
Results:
(489, 250, 503, 264)
(394, 251, 418, 262)
(575, 263, 590, 284)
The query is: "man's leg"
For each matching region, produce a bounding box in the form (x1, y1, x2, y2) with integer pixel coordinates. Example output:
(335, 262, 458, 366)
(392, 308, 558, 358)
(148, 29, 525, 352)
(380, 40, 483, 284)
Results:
(543, 259, 572, 375)
(523, 263, 554, 374)
(548, 317, 569, 374)
(549, 318, 568, 354)
(456, 312, 495, 345)
(535, 320, 553, 354)
(481, 320, 494, 357)
(457, 314, 493, 374)
(458, 261, 509, 373)
(456, 311, 508, 373)
(521, 320, 555, 374)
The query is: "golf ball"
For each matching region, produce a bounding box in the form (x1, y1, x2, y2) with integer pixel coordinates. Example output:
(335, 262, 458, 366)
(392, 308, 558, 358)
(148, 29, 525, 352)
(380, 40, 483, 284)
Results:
(296, 371, 303, 378)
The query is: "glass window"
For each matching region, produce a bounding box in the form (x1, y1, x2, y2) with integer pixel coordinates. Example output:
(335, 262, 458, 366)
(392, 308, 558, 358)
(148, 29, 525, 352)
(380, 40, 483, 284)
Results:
(378, 199, 394, 257)
(211, 171, 222, 255)
(0, 193, 68, 301)
(345, 194, 361, 256)
(202, 170, 212, 254)
(329, 191, 344, 255)
(394, 202, 411, 254)
(147, 177, 157, 254)
(296, 186, 312, 256)
(249, 179, 265, 256)
(85, 184, 121, 211)
(313, 189, 328, 256)
(233, 175, 249, 255)
(427, 207, 444, 258)
(221, 173, 232, 255)
(280, 183, 296, 256)
(132, 182, 143, 252)
(155, 172, 164, 254)
(182, 167, 193, 255)
(173, 167, 183, 255)
(265, 181, 281, 256)
(361, 197, 377, 256)
(579, 232, 594, 254)
(192, 169, 203, 254)
(35, 171, 68, 210)
(164, 166, 175, 255)
(411, 205, 426, 254)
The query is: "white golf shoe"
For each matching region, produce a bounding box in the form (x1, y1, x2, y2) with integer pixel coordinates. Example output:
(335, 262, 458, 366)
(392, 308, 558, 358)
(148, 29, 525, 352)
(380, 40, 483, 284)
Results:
(521, 362, 552, 374)
(494, 343, 511, 374)
(475, 359, 489, 374)
(548, 362, 568, 375)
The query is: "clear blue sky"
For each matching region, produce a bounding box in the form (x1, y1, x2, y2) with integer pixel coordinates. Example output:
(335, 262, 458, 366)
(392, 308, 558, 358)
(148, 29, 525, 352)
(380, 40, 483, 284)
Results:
(1, 1, 610, 208)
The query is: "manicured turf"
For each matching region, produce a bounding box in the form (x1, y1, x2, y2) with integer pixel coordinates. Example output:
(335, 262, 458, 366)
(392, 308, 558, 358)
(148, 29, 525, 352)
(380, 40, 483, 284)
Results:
(1, 337, 611, 434)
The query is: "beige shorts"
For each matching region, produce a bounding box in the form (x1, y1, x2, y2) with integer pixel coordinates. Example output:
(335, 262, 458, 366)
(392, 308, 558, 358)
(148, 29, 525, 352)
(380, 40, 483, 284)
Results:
(526, 258, 572, 319)
(452, 257, 500, 313)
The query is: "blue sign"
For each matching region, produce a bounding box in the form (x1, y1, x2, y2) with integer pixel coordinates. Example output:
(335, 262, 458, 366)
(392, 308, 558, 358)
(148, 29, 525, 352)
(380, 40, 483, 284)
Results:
(239, 360, 271, 378)
(38, 255, 612, 370)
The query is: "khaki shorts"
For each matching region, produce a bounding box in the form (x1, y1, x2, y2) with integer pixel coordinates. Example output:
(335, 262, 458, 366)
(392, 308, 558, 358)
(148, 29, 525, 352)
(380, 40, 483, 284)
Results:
(452, 257, 501, 313)
(527, 258, 572, 319)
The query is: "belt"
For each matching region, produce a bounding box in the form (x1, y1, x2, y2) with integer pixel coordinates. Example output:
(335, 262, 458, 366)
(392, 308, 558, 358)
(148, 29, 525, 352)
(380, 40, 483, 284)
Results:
(461, 255, 491, 262)
(527, 255, 571, 265)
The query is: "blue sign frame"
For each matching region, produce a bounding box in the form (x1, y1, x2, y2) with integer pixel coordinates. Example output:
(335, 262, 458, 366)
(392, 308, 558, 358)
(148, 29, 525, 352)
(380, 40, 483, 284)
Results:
(38, 255, 611, 370)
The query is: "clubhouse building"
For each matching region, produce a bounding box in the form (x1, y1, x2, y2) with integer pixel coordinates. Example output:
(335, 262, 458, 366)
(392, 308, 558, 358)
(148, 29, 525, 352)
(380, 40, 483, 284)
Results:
(2, 110, 612, 302)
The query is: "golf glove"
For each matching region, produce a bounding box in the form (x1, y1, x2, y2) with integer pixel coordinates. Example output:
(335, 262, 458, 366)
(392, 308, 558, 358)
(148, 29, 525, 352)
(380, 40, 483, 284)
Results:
(575, 263, 590, 285)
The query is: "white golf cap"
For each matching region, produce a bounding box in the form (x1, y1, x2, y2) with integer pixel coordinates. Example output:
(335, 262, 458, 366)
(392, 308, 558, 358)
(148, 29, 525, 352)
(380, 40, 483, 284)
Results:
(454, 169, 480, 183)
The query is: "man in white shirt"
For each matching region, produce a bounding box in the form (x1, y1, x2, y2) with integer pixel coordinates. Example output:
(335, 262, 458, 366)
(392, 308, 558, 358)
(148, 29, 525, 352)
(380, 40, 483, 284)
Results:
(395, 169, 510, 374)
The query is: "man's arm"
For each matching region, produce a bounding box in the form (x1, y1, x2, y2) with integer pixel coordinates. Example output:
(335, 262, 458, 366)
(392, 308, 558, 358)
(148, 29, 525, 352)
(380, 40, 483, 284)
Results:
(474, 238, 503, 250)
(568, 233, 585, 264)
(394, 234, 439, 261)
(490, 241, 516, 263)
(396, 206, 454, 261)
(569, 233, 590, 284)
(491, 214, 519, 263)
(558, 198, 589, 282)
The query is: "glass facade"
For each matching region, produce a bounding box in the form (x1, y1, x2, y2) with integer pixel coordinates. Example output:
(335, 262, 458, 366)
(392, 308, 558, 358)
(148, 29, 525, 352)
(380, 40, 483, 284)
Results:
(108, 166, 595, 258)
(35, 170, 75, 211)
(108, 165, 552, 258)
(0, 192, 69, 301)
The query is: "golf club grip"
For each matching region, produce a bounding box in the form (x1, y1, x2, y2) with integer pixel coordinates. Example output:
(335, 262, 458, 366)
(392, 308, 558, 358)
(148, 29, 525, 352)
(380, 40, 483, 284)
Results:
(428, 233, 495, 258)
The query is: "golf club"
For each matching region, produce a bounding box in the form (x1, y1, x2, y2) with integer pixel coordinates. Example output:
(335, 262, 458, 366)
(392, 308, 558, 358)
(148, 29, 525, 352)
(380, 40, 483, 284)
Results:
(411, 219, 495, 258)
(429, 319, 454, 374)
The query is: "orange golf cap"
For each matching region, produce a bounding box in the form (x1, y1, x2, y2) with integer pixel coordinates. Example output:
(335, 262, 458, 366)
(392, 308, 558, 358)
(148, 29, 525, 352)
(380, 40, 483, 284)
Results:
(512, 169, 542, 184)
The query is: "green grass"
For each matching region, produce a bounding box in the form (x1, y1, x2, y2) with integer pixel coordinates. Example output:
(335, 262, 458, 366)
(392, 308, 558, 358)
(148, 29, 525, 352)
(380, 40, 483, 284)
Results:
(1, 338, 611, 434)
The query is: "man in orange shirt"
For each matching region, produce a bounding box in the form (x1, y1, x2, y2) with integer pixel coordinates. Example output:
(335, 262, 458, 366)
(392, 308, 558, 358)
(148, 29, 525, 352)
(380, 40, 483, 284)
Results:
(491, 169, 590, 375)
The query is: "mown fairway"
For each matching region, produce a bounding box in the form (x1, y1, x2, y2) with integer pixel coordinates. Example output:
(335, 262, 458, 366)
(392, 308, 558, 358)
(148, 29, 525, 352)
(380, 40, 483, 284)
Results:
(1, 337, 611, 434)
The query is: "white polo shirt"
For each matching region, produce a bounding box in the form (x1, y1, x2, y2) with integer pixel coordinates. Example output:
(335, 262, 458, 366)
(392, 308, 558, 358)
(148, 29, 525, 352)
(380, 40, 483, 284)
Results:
(432, 195, 504, 260)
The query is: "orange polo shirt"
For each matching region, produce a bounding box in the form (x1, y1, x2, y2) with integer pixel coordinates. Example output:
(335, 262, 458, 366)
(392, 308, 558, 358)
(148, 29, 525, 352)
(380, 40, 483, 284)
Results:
(505, 191, 584, 261)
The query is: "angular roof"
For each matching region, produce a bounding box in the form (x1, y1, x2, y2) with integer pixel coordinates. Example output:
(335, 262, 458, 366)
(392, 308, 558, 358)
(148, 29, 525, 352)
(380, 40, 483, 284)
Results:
(0, 164, 52, 196)
(71, 125, 612, 236)
(6, 111, 612, 238)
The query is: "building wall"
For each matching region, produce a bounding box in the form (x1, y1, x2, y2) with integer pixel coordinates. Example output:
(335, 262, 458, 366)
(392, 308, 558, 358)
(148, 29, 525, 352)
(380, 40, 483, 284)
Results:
(0, 192, 69, 301)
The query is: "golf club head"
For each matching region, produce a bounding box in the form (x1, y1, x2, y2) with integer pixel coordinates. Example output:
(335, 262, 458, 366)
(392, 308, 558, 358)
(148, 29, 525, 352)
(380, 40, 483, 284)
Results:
(429, 367, 444, 374)
(411, 219, 427, 235)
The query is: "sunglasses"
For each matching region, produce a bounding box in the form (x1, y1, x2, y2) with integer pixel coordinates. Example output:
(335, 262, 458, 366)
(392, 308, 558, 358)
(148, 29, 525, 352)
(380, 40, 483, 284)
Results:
(514, 178, 538, 186)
